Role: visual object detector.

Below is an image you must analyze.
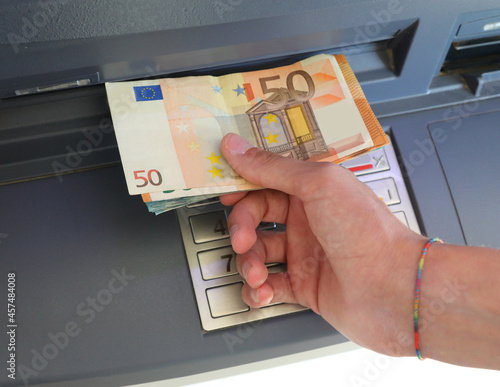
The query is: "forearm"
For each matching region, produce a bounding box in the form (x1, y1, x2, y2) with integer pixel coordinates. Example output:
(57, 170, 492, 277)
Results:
(418, 243, 500, 369)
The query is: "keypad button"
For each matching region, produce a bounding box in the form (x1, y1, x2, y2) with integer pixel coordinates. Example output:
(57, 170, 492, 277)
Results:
(393, 211, 409, 226)
(206, 283, 249, 318)
(190, 210, 229, 243)
(198, 246, 237, 280)
(365, 177, 400, 205)
(342, 148, 390, 176)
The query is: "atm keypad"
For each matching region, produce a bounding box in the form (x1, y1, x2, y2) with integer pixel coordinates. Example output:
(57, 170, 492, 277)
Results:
(178, 202, 307, 331)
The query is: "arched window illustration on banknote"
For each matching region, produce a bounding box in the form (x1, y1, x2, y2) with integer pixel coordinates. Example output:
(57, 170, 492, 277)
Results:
(246, 81, 330, 161)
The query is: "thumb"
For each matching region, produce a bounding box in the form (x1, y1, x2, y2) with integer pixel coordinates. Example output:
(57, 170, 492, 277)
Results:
(221, 133, 330, 198)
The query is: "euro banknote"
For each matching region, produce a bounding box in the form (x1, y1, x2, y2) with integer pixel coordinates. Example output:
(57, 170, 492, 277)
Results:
(106, 54, 389, 200)
(142, 185, 263, 215)
(145, 194, 220, 215)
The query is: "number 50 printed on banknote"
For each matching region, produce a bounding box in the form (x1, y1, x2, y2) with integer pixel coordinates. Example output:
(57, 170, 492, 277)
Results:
(106, 54, 389, 195)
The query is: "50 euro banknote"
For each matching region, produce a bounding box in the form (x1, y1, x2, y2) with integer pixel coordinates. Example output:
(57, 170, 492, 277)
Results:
(106, 54, 389, 196)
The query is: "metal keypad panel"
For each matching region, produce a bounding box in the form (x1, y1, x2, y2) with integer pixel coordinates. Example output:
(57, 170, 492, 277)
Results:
(177, 202, 307, 332)
(177, 141, 420, 332)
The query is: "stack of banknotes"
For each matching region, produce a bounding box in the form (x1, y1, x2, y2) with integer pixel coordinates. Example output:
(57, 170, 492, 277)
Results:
(106, 54, 389, 214)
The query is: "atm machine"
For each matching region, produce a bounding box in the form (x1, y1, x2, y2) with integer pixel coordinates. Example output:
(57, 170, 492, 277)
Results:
(1, 1, 500, 386)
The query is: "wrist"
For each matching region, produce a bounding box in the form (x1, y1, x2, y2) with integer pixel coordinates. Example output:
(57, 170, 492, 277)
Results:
(381, 230, 428, 357)
(417, 243, 500, 368)
(416, 242, 470, 364)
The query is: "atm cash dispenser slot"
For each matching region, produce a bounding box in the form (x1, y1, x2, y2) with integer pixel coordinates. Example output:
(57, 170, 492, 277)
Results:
(0, 20, 419, 186)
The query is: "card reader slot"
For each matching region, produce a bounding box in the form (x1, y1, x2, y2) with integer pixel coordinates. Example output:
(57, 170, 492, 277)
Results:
(441, 34, 500, 74)
(452, 35, 500, 51)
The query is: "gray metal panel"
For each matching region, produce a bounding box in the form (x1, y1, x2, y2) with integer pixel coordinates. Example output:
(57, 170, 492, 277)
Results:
(0, 166, 344, 387)
(386, 117, 465, 245)
(428, 110, 500, 248)
(0, 87, 119, 185)
(1, 1, 500, 101)
(387, 96, 500, 247)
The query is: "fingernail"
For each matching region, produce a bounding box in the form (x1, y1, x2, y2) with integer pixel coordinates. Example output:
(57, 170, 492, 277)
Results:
(241, 261, 251, 279)
(224, 133, 255, 155)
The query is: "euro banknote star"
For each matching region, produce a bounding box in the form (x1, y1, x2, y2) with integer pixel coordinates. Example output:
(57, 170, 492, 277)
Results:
(207, 166, 222, 178)
(176, 122, 189, 134)
(264, 131, 279, 145)
(212, 85, 223, 94)
(206, 152, 222, 165)
(187, 141, 201, 153)
(263, 113, 278, 124)
(233, 85, 246, 96)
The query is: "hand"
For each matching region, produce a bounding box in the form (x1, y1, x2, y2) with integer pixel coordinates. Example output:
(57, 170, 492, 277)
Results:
(220, 133, 427, 356)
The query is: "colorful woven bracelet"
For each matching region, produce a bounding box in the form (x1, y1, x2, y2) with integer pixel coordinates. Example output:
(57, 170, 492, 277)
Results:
(414, 237, 443, 360)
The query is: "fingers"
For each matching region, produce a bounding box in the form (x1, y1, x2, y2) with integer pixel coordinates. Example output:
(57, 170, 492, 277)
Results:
(241, 272, 298, 308)
(236, 230, 287, 287)
(242, 281, 274, 307)
(221, 133, 336, 199)
(228, 189, 289, 254)
(220, 191, 248, 206)
(237, 230, 295, 308)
